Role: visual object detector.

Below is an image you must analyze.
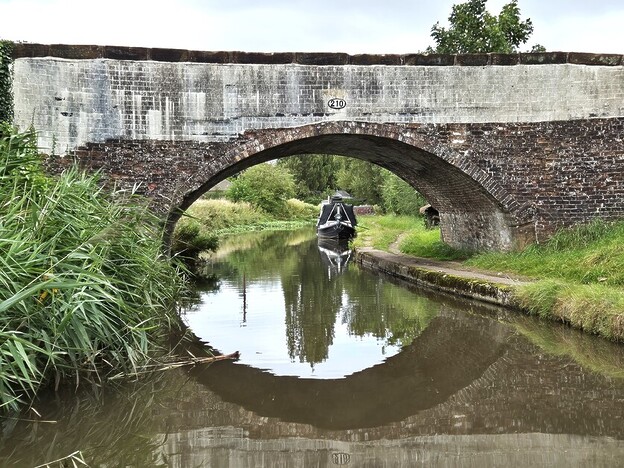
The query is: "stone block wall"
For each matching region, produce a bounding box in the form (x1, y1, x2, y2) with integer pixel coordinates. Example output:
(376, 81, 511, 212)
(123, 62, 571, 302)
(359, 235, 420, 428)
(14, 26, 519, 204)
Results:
(12, 45, 624, 154)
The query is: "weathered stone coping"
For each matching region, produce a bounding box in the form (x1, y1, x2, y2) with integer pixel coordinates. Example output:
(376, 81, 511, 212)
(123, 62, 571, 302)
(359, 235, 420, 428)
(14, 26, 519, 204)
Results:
(11, 43, 624, 66)
(354, 247, 530, 310)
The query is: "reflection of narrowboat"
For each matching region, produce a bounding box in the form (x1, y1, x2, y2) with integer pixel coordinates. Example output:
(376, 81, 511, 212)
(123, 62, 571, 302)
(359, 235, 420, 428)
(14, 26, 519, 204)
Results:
(317, 238, 352, 275)
(316, 195, 357, 240)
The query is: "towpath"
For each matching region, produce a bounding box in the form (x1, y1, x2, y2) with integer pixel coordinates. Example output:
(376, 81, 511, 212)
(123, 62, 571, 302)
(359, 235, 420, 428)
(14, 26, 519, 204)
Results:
(354, 233, 532, 309)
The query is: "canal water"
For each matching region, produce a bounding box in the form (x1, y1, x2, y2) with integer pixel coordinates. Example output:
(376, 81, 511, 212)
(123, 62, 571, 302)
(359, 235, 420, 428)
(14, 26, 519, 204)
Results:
(2, 228, 624, 467)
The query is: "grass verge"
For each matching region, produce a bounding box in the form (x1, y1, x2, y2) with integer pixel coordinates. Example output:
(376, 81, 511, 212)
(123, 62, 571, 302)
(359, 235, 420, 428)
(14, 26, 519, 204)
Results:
(353, 214, 470, 260)
(174, 198, 317, 253)
(514, 280, 624, 341)
(355, 214, 624, 341)
(352, 215, 423, 250)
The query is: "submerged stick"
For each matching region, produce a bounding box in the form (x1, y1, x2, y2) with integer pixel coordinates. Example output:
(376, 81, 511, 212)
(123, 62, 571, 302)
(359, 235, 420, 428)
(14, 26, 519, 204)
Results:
(34, 450, 87, 467)
(108, 351, 240, 381)
(154, 351, 241, 372)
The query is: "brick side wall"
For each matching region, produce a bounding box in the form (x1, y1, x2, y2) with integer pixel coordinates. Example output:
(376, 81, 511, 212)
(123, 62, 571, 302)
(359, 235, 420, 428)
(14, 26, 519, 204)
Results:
(45, 120, 624, 251)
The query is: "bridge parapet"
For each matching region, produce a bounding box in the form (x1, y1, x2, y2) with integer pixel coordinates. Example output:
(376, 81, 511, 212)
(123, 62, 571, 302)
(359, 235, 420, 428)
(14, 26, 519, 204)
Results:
(12, 44, 624, 154)
(12, 43, 624, 66)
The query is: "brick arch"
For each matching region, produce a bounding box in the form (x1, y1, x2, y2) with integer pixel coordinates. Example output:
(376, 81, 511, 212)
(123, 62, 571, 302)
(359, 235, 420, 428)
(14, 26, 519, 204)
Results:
(167, 121, 536, 251)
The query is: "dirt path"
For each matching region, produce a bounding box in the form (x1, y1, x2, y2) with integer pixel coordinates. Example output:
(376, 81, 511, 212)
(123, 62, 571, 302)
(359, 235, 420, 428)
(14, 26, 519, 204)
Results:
(388, 232, 408, 255)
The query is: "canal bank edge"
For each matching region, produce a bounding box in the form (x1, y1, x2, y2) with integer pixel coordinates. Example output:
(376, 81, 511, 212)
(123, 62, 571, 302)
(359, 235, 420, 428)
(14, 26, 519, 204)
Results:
(354, 247, 529, 310)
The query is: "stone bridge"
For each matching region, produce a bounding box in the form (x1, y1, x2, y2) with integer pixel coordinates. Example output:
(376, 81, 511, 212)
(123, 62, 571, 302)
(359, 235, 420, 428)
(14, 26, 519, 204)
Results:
(11, 44, 624, 250)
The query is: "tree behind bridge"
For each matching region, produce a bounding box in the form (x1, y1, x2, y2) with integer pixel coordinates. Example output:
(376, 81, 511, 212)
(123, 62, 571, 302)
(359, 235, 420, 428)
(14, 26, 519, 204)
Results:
(226, 163, 296, 216)
(428, 0, 543, 54)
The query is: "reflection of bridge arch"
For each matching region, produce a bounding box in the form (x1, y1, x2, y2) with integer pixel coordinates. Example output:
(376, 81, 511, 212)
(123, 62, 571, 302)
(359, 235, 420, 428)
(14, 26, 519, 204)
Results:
(163, 121, 534, 252)
(191, 309, 510, 430)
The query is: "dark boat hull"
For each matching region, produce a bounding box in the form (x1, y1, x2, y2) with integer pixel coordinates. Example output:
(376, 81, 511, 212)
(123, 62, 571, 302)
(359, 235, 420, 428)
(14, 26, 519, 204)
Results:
(317, 221, 356, 240)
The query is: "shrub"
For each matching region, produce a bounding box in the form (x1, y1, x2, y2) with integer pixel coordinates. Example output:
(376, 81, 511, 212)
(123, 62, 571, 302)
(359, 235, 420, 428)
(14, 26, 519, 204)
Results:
(380, 171, 427, 215)
(226, 163, 296, 216)
(0, 40, 13, 124)
(284, 198, 319, 221)
(171, 219, 218, 259)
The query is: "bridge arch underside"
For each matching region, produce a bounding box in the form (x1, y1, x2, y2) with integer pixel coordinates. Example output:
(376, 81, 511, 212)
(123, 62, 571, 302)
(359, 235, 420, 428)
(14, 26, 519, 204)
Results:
(178, 131, 534, 252)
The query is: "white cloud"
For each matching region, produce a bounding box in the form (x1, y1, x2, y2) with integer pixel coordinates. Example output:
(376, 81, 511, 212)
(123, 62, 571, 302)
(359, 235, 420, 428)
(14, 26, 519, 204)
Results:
(532, 11, 624, 53)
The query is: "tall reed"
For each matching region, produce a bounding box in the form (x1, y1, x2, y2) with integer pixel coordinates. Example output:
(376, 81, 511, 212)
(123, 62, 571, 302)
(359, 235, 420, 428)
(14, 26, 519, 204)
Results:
(0, 125, 186, 412)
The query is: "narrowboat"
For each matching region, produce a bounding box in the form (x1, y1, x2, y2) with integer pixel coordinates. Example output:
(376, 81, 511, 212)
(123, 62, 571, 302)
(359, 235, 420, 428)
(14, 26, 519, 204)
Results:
(316, 195, 357, 239)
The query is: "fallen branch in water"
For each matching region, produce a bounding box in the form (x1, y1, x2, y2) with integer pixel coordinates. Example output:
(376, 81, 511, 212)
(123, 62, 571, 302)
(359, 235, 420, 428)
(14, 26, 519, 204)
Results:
(108, 351, 240, 381)
(151, 351, 241, 372)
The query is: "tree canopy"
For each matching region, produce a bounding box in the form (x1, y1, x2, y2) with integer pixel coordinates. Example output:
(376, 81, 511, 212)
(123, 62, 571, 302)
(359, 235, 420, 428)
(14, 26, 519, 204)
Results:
(428, 0, 543, 54)
(278, 154, 340, 203)
(336, 158, 385, 205)
(279, 155, 428, 212)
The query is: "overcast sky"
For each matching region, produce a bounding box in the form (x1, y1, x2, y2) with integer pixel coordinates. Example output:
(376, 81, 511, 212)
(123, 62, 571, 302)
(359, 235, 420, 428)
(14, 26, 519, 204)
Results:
(1, 0, 622, 55)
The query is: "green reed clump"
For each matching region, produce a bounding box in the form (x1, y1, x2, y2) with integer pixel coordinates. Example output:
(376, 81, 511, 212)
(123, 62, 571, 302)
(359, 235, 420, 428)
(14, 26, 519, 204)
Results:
(0, 126, 186, 412)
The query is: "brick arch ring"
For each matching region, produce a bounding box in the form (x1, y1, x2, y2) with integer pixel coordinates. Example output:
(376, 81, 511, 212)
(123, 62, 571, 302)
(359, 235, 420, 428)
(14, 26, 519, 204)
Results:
(166, 121, 536, 251)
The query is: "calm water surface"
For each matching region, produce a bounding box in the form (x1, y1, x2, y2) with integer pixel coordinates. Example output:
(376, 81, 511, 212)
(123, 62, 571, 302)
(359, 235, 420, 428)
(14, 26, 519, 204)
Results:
(2, 228, 624, 467)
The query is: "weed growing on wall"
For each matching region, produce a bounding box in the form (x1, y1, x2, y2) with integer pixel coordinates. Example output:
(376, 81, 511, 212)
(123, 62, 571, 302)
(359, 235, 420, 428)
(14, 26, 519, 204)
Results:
(0, 40, 14, 124)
